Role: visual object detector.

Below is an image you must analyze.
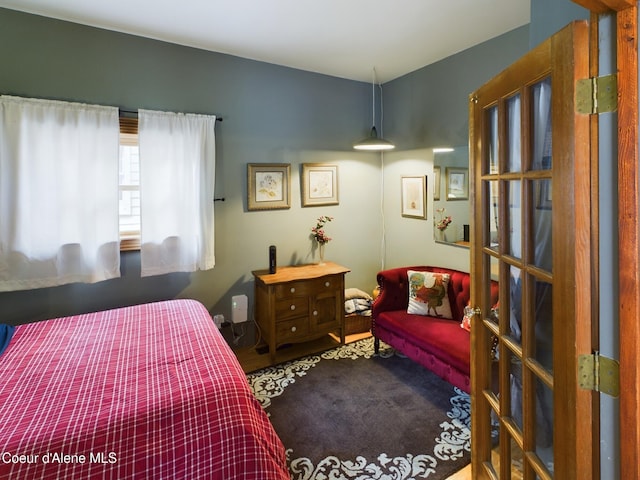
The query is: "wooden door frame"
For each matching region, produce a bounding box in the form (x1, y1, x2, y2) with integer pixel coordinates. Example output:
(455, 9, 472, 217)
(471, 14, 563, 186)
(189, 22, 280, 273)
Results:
(573, 2, 639, 480)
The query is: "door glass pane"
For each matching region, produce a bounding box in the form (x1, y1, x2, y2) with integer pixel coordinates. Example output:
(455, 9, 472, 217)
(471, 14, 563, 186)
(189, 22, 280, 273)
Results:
(506, 94, 522, 172)
(535, 377, 555, 475)
(510, 436, 525, 478)
(510, 350, 524, 433)
(488, 421, 502, 476)
(533, 179, 553, 271)
(509, 266, 522, 342)
(507, 180, 522, 259)
(531, 77, 552, 171)
(490, 254, 500, 282)
(488, 302, 500, 397)
(534, 279, 553, 372)
(487, 106, 499, 174)
(488, 180, 500, 251)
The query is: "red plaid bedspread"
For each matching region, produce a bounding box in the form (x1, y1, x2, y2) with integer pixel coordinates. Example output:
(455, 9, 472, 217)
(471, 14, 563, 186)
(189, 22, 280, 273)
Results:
(0, 300, 289, 480)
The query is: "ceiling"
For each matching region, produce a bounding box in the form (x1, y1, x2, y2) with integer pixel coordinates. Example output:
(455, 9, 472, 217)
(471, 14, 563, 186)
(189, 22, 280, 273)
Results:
(0, 0, 530, 83)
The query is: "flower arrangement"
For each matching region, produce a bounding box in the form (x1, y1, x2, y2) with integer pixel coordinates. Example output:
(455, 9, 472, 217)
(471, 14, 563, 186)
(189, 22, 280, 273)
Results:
(311, 215, 333, 244)
(435, 208, 452, 231)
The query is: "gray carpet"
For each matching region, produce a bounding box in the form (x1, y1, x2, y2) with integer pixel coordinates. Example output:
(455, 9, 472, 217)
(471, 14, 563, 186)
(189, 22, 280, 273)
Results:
(247, 337, 471, 480)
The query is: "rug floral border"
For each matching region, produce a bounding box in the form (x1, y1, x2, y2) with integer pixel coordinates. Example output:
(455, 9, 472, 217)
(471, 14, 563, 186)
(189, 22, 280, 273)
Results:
(247, 337, 471, 480)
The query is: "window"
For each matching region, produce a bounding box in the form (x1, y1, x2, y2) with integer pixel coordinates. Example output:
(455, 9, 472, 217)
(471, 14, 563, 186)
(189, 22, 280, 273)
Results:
(119, 117, 140, 251)
(118, 111, 217, 267)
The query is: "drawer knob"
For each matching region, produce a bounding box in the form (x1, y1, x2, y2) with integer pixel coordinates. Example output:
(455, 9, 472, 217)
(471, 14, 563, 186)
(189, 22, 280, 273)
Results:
(325, 281, 330, 287)
(290, 305, 296, 311)
(290, 287, 296, 293)
(291, 326, 297, 332)
(313, 310, 318, 316)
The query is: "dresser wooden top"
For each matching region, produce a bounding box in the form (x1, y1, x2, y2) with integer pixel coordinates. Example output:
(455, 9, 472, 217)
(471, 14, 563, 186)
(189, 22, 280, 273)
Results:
(252, 262, 350, 285)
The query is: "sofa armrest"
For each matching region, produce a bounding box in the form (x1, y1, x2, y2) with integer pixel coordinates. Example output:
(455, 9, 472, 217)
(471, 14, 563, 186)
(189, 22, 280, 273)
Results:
(373, 266, 431, 317)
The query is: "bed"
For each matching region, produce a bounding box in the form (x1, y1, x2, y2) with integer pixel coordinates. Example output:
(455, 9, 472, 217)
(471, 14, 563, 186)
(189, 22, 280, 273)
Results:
(0, 299, 289, 480)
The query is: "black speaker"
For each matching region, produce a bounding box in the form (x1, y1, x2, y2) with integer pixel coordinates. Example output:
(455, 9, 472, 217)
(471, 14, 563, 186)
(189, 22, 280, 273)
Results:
(463, 224, 470, 242)
(269, 245, 277, 274)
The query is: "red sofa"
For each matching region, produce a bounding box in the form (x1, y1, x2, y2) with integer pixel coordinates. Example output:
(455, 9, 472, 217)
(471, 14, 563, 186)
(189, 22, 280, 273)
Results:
(372, 266, 498, 393)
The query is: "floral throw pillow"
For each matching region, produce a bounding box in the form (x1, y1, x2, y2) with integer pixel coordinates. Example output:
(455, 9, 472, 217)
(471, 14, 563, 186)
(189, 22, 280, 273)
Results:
(407, 270, 452, 318)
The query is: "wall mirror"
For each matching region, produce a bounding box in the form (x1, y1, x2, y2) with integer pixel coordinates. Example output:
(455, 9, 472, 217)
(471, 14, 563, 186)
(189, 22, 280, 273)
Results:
(433, 147, 470, 247)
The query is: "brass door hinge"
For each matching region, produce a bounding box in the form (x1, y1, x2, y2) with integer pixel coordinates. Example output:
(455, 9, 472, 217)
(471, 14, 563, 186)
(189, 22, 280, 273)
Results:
(578, 352, 620, 397)
(576, 74, 617, 114)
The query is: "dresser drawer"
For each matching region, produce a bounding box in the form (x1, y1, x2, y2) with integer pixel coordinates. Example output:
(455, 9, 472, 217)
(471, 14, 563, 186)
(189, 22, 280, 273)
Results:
(275, 280, 314, 299)
(275, 297, 309, 320)
(276, 317, 309, 341)
(312, 275, 341, 293)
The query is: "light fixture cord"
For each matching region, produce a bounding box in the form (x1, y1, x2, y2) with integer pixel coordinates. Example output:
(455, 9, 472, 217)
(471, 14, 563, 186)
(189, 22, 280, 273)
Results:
(380, 151, 386, 271)
(372, 67, 386, 137)
(374, 66, 386, 270)
(371, 68, 376, 126)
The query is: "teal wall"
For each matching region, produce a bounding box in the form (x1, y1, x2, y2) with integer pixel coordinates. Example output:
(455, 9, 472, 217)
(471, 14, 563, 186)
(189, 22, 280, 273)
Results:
(0, 8, 531, 339)
(0, 8, 383, 336)
(530, 0, 589, 47)
(385, 26, 530, 150)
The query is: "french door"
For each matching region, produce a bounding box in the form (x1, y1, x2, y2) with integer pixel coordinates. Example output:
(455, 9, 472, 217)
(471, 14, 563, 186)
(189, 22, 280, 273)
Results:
(469, 21, 595, 479)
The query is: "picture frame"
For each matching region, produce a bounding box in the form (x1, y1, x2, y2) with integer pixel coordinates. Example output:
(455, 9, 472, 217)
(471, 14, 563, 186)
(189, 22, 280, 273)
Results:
(301, 163, 339, 207)
(446, 167, 469, 201)
(433, 166, 441, 201)
(401, 176, 427, 219)
(247, 163, 291, 211)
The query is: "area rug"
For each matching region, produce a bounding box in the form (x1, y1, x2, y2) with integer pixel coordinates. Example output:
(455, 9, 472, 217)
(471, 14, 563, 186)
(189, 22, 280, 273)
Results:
(247, 337, 471, 480)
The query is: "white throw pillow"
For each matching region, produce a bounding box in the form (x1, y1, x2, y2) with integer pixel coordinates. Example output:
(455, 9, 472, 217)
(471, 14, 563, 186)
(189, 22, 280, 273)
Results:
(407, 270, 453, 319)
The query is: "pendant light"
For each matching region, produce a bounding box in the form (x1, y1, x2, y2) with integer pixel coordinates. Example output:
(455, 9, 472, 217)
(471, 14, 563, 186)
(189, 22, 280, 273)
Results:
(353, 68, 395, 151)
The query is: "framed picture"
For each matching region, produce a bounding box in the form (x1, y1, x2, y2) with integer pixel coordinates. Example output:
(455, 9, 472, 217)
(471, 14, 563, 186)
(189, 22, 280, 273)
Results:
(433, 166, 441, 201)
(401, 176, 427, 219)
(247, 163, 291, 211)
(446, 167, 469, 200)
(301, 163, 339, 206)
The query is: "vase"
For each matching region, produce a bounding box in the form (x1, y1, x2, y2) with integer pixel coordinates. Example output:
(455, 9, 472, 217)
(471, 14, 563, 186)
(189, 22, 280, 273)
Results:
(437, 229, 445, 242)
(318, 243, 326, 265)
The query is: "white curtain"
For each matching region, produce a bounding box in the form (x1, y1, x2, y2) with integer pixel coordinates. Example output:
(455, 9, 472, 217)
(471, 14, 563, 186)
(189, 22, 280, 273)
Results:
(138, 109, 216, 277)
(0, 95, 120, 291)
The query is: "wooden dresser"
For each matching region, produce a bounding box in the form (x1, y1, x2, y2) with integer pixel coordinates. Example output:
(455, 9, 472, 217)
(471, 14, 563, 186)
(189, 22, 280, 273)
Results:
(252, 262, 350, 363)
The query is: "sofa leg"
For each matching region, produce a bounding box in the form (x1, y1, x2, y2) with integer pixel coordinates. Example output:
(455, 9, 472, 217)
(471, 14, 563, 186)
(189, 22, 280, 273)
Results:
(374, 337, 380, 353)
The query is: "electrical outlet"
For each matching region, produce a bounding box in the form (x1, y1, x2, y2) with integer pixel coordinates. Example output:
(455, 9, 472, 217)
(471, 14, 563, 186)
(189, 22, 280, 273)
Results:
(213, 314, 224, 328)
